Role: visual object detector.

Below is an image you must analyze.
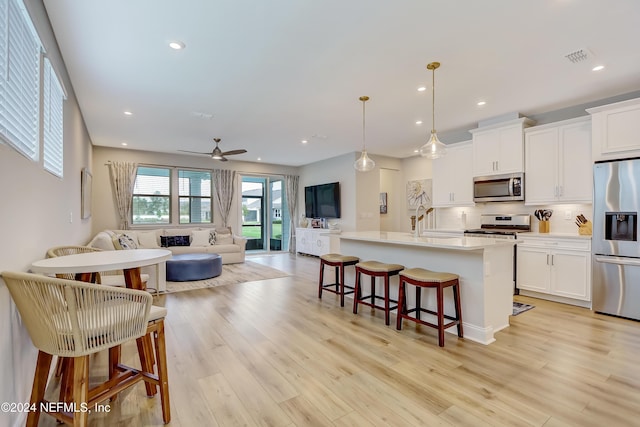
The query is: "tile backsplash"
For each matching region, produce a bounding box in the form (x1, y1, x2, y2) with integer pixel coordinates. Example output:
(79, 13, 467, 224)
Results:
(435, 202, 593, 234)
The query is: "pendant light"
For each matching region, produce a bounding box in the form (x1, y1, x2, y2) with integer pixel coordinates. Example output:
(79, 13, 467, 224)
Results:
(354, 96, 376, 172)
(419, 62, 447, 159)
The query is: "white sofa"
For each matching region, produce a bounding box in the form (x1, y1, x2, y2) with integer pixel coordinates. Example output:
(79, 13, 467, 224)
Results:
(88, 227, 247, 264)
(87, 227, 246, 292)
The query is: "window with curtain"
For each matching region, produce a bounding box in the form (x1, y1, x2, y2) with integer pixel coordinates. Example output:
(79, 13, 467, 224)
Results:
(0, 0, 42, 160)
(43, 57, 65, 177)
(132, 167, 171, 225)
(178, 169, 212, 224)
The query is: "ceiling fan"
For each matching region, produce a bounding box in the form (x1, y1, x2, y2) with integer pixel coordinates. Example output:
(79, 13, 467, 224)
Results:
(178, 138, 247, 161)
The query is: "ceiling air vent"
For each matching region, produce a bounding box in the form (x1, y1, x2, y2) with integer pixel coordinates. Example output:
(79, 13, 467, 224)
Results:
(564, 48, 594, 64)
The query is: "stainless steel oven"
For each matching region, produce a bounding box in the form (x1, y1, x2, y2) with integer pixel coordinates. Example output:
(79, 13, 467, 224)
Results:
(473, 173, 524, 202)
(465, 214, 531, 294)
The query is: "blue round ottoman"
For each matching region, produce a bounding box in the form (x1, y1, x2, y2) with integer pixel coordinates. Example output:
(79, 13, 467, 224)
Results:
(166, 253, 222, 282)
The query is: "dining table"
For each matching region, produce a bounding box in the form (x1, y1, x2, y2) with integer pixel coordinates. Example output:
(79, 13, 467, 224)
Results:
(30, 248, 172, 292)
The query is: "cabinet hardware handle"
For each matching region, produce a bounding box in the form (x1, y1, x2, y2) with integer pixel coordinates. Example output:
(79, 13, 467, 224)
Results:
(551, 255, 554, 265)
(547, 254, 550, 265)
(496, 161, 498, 170)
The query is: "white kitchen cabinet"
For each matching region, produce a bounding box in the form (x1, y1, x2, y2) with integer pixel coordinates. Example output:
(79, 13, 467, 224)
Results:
(517, 236, 591, 304)
(296, 228, 330, 256)
(525, 117, 592, 205)
(432, 141, 475, 207)
(470, 118, 534, 177)
(587, 97, 640, 161)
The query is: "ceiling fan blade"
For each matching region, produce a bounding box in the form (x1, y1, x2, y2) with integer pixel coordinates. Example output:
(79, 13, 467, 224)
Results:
(178, 149, 212, 156)
(221, 149, 247, 156)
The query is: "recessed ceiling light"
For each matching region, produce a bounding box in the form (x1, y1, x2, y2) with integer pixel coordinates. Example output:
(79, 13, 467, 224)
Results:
(169, 41, 185, 50)
(123, 111, 133, 116)
(415, 120, 423, 125)
(477, 101, 487, 106)
(257, 157, 262, 161)
(592, 65, 605, 71)
(301, 140, 308, 144)
(417, 86, 427, 92)
(414, 149, 419, 153)
(121, 142, 128, 146)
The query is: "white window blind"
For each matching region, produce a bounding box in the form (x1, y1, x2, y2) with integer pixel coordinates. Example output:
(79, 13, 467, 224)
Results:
(133, 167, 171, 225)
(0, 0, 41, 160)
(43, 57, 65, 177)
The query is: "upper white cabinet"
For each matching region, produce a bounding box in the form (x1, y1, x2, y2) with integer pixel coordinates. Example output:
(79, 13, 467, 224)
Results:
(588, 97, 640, 161)
(432, 141, 475, 207)
(524, 117, 592, 205)
(470, 118, 535, 177)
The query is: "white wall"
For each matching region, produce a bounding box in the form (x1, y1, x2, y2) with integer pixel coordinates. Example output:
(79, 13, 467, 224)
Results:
(92, 146, 299, 235)
(0, 2, 94, 425)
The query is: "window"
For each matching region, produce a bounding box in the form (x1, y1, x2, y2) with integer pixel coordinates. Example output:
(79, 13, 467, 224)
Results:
(43, 58, 65, 177)
(0, 0, 42, 160)
(178, 169, 212, 224)
(132, 167, 171, 225)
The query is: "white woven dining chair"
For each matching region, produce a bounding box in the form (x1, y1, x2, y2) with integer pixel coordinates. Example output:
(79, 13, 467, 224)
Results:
(2, 271, 170, 426)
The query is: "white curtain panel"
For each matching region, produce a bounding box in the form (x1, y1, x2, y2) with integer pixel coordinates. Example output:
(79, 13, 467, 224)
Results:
(108, 161, 138, 230)
(284, 175, 299, 253)
(213, 169, 236, 227)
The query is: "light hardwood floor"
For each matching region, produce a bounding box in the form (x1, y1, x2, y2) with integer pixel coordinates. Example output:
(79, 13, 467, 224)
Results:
(38, 253, 640, 426)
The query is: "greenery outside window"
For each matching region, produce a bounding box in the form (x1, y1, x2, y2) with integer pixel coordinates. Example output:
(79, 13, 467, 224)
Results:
(132, 167, 170, 224)
(179, 169, 212, 224)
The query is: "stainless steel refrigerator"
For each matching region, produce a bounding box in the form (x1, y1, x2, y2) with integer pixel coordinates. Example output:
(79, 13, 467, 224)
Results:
(593, 158, 640, 320)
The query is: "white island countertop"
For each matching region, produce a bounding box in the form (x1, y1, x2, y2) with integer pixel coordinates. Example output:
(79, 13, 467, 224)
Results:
(338, 231, 516, 251)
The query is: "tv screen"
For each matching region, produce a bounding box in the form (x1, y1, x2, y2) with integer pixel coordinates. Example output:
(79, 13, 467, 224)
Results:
(304, 182, 341, 219)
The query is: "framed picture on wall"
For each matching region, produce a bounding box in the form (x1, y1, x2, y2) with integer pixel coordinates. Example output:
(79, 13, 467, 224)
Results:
(380, 192, 388, 214)
(406, 179, 432, 209)
(81, 168, 92, 219)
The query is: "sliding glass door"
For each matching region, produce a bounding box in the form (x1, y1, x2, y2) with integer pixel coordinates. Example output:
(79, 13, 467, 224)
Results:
(241, 176, 288, 252)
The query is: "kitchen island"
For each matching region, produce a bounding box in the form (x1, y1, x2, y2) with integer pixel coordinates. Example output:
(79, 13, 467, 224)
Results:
(337, 231, 517, 345)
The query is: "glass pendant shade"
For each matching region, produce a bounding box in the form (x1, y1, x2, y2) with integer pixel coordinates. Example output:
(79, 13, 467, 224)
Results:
(419, 131, 447, 159)
(354, 149, 376, 172)
(419, 61, 447, 160)
(354, 95, 375, 172)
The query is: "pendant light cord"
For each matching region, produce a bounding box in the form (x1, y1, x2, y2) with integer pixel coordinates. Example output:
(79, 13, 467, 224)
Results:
(362, 99, 366, 150)
(431, 66, 436, 134)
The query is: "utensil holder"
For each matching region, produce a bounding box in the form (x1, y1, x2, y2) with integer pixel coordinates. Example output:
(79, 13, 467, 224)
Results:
(539, 221, 550, 233)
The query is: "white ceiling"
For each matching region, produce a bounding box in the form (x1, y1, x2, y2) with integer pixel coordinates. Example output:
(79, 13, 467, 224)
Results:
(42, 0, 640, 167)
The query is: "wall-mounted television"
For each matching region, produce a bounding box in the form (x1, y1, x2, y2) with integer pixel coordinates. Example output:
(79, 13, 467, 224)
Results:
(305, 182, 341, 218)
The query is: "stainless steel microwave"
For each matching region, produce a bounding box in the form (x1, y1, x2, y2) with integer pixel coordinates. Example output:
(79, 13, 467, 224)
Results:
(473, 173, 524, 202)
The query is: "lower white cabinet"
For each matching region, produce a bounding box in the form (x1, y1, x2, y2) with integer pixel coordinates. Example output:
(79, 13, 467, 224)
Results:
(517, 236, 591, 302)
(296, 228, 330, 256)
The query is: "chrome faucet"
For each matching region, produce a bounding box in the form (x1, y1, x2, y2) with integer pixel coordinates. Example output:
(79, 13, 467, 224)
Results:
(414, 204, 426, 237)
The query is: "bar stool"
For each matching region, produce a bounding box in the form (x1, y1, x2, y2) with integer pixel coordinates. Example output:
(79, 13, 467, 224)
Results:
(353, 261, 404, 325)
(319, 253, 360, 307)
(396, 268, 463, 347)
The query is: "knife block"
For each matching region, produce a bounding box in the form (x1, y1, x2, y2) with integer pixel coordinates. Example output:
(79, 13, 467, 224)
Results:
(578, 220, 592, 236)
(539, 221, 550, 233)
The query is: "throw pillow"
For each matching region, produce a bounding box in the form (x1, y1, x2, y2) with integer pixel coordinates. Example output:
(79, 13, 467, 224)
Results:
(191, 230, 211, 247)
(216, 234, 234, 245)
(209, 231, 216, 245)
(137, 230, 159, 248)
(115, 233, 138, 250)
(160, 235, 191, 247)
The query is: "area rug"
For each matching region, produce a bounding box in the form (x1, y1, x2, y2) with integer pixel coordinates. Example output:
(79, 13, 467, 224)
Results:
(512, 302, 535, 316)
(164, 261, 289, 294)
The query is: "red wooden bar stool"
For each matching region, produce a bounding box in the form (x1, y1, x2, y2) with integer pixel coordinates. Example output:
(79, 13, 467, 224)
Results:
(318, 253, 360, 307)
(396, 268, 463, 347)
(353, 261, 404, 325)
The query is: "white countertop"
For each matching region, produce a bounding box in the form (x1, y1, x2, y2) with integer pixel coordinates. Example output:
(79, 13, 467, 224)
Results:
(521, 232, 592, 240)
(337, 231, 516, 251)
